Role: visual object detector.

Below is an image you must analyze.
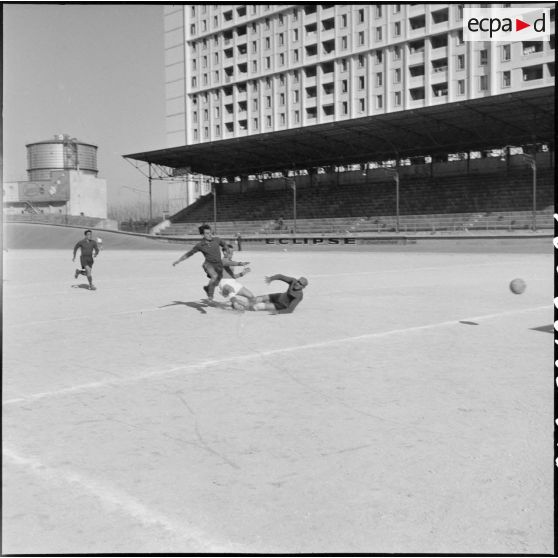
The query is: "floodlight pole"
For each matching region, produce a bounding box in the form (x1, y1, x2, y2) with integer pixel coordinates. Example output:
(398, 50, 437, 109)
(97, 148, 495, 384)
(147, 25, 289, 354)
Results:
(505, 149, 537, 232)
(148, 163, 153, 224)
(383, 167, 400, 233)
(212, 180, 218, 233)
(291, 177, 297, 234)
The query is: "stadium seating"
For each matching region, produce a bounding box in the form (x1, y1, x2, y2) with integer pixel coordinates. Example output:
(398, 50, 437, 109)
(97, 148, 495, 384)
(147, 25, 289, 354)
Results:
(157, 166, 553, 236)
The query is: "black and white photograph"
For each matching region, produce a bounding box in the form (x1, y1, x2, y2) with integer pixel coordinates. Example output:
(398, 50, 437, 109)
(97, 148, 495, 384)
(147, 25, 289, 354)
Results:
(2, 2, 555, 555)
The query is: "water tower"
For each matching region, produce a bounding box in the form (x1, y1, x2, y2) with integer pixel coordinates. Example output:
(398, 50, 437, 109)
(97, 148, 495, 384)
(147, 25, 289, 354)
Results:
(26, 134, 98, 181)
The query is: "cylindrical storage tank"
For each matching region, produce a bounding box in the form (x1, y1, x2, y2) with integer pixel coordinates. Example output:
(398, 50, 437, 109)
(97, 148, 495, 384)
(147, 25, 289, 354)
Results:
(26, 134, 98, 181)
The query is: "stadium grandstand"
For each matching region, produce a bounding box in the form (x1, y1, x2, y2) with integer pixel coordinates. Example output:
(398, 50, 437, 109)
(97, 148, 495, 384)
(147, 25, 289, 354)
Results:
(123, 4, 554, 240)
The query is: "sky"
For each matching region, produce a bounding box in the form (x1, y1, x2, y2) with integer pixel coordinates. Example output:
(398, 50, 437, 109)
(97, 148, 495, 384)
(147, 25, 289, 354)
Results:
(2, 3, 169, 216)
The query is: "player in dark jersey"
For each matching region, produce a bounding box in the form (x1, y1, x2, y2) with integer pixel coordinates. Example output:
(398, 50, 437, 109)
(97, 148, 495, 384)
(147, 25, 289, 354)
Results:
(250, 274, 308, 314)
(72, 230, 100, 290)
(172, 224, 229, 300)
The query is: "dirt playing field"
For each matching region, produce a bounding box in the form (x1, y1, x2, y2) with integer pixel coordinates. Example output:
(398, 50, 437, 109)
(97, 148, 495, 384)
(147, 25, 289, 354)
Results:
(2, 223, 553, 554)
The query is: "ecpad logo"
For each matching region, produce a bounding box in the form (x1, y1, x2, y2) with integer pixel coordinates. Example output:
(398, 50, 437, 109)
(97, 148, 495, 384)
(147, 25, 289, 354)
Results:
(463, 7, 550, 41)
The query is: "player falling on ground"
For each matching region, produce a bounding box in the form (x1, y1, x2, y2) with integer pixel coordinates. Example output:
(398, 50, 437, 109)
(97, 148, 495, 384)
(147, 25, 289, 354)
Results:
(72, 229, 100, 290)
(217, 244, 254, 310)
(172, 224, 229, 301)
(249, 274, 308, 314)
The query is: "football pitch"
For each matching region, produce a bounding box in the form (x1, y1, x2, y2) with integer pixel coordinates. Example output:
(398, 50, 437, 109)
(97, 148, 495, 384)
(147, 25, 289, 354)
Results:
(2, 228, 553, 554)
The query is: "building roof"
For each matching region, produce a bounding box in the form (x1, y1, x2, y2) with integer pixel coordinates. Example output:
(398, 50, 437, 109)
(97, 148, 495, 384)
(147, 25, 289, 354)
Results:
(123, 86, 554, 178)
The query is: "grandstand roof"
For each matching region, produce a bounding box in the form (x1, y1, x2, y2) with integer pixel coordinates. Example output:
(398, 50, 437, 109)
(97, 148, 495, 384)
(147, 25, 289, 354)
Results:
(124, 86, 554, 178)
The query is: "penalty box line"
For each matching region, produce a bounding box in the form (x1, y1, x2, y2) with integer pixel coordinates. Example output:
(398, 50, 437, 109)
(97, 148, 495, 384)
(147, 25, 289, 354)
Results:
(2, 446, 242, 553)
(3, 305, 548, 407)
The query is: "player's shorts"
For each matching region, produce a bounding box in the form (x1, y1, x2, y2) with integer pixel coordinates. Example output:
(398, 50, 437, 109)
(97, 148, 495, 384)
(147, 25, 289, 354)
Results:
(203, 261, 223, 279)
(219, 278, 242, 297)
(80, 255, 94, 269)
(268, 293, 289, 310)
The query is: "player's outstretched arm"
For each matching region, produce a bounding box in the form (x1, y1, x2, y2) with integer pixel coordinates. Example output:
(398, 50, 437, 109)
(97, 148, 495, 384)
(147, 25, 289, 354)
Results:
(265, 274, 293, 284)
(172, 249, 194, 266)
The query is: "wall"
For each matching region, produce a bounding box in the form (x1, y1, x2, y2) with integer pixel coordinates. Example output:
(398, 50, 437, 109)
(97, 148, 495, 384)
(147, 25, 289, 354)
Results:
(67, 171, 107, 218)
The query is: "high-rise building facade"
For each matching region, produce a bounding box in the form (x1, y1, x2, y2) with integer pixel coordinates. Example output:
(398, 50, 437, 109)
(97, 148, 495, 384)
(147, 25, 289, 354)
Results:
(163, 4, 555, 148)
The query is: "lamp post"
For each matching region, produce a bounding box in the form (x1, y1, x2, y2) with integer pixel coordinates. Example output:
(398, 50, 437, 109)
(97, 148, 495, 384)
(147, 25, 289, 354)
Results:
(382, 167, 400, 233)
(503, 148, 537, 231)
(212, 181, 217, 233)
(519, 154, 537, 232)
(287, 175, 297, 234)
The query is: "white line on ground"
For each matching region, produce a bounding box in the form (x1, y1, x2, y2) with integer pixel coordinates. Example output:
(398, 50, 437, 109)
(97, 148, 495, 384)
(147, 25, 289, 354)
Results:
(2, 446, 239, 553)
(3, 305, 548, 406)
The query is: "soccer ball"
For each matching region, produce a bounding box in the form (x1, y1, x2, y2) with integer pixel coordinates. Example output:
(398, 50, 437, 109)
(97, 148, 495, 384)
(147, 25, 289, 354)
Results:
(509, 278, 526, 295)
(97, 237, 103, 244)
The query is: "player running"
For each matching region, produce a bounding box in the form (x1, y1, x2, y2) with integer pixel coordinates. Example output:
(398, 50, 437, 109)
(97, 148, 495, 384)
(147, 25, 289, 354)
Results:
(250, 274, 308, 314)
(72, 229, 100, 290)
(172, 224, 229, 301)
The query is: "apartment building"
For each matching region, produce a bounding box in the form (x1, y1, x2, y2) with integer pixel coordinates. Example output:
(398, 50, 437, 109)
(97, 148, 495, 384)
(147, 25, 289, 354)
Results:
(163, 4, 555, 148)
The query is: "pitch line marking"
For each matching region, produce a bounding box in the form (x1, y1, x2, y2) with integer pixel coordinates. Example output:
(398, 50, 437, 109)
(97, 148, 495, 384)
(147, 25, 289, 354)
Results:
(2, 446, 241, 553)
(3, 305, 548, 406)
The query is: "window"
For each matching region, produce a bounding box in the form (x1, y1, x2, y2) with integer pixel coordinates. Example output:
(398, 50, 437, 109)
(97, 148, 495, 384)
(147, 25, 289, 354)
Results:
(266, 96, 271, 107)
(393, 46, 401, 60)
(192, 77, 197, 87)
(502, 44, 511, 61)
(375, 6, 382, 17)
(214, 52, 219, 63)
(280, 113, 286, 125)
(457, 79, 465, 95)
(293, 29, 298, 41)
(190, 24, 196, 35)
(522, 64, 543, 81)
(358, 54, 365, 68)
(341, 14, 347, 27)
(266, 115, 272, 127)
(193, 129, 199, 140)
(293, 49, 299, 62)
(358, 76, 365, 89)
(394, 91, 401, 106)
(202, 56, 207, 68)
(253, 99, 258, 110)
(457, 30, 464, 45)
(265, 56, 271, 69)
(279, 53, 285, 66)
(456, 5, 463, 21)
(479, 75, 489, 90)
(204, 127, 209, 138)
(341, 36, 348, 49)
(192, 59, 197, 70)
(215, 125, 220, 136)
(280, 93, 285, 105)
(342, 101, 348, 114)
(410, 15, 426, 30)
(394, 68, 401, 83)
(293, 90, 299, 102)
(193, 111, 198, 123)
(479, 49, 488, 65)
(376, 26, 382, 41)
(359, 98, 366, 112)
(341, 58, 347, 71)
(409, 86, 425, 100)
(279, 14, 284, 25)
(265, 37, 270, 49)
(214, 70, 219, 81)
(376, 95, 383, 109)
(376, 72, 382, 86)
(393, 4, 401, 13)
(359, 31, 365, 45)
(376, 50, 383, 63)
(394, 22, 401, 37)
(341, 79, 348, 92)
(457, 54, 465, 70)
(432, 8, 449, 24)
(502, 71, 511, 88)
(279, 33, 284, 46)
(294, 110, 300, 122)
